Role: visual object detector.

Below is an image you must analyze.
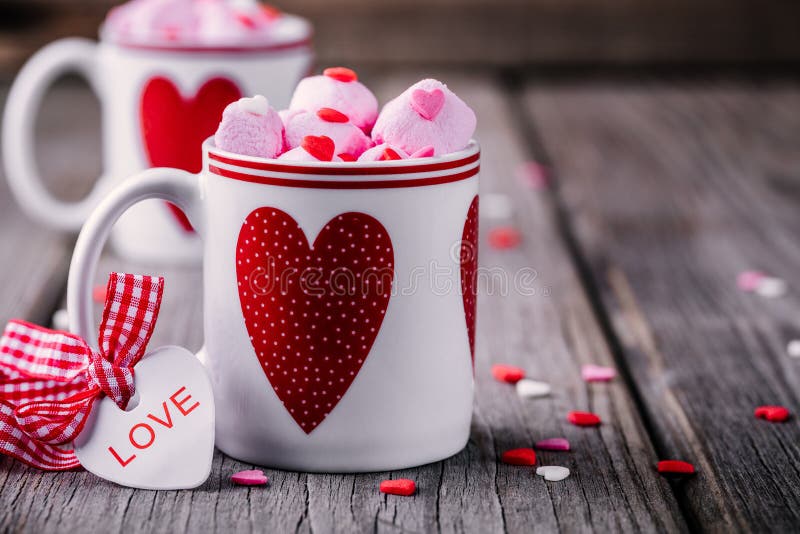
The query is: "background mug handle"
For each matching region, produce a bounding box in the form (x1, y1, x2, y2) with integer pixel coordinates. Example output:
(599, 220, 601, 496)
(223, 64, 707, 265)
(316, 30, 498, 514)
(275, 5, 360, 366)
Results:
(67, 167, 202, 342)
(2, 38, 109, 231)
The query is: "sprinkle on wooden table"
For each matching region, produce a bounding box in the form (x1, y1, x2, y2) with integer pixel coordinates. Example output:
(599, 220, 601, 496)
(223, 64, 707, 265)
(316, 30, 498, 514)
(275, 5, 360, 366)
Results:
(482, 193, 513, 220)
(492, 364, 526, 384)
(92, 284, 108, 303)
(535, 438, 570, 451)
(755, 277, 788, 298)
(51, 309, 68, 331)
(231, 469, 269, 486)
(516, 161, 550, 190)
(754, 405, 790, 422)
(568, 411, 601, 426)
(536, 466, 570, 482)
(380, 479, 416, 496)
(501, 448, 537, 466)
(581, 364, 616, 382)
(515, 378, 551, 398)
(488, 227, 521, 250)
(657, 460, 695, 475)
(787, 340, 800, 358)
(737, 270, 764, 292)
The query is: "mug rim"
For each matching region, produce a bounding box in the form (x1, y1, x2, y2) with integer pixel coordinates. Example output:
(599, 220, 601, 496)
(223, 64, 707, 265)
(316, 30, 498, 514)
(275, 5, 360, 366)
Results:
(98, 14, 313, 54)
(204, 137, 480, 189)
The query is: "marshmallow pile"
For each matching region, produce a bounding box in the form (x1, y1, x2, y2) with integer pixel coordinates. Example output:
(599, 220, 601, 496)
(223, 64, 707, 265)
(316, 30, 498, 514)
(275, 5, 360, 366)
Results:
(213, 67, 477, 162)
(104, 0, 307, 47)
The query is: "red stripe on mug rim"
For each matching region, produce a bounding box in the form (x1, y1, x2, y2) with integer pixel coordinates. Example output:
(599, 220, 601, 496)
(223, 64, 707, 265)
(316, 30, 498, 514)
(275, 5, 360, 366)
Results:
(206, 140, 481, 176)
(208, 164, 480, 189)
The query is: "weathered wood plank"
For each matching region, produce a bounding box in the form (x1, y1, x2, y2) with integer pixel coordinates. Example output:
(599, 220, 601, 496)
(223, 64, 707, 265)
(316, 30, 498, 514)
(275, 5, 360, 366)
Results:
(522, 80, 800, 531)
(0, 73, 686, 532)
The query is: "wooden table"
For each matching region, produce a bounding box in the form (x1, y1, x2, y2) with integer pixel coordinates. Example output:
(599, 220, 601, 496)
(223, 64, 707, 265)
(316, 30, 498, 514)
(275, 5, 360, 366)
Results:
(0, 71, 798, 532)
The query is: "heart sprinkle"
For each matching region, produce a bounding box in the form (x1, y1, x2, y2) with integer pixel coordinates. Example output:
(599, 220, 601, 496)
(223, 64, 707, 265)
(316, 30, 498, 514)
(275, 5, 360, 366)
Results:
(492, 364, 525, 384)
(568, 411, 601, 427)
(536, 466, 570, 482)
(535, 438, 570, 451)
(410, 88, 445, 121)
(338, 153, 357, 162)
(237, 95, 270, 116)
(51, 309, 68, 331)
(737, 270, 765, 292)
(482, 194, 513, 220)
(380, 479, 416, 496)
(657, 460, 695, 475)
(324, 67, 358, 83)
(92, 284, 108, 303)
(488, 227, 521, 250)
(516, 161, 549, 190)
(754, 405, 791, 422)
(515, 379, 551, 398)
(316, 108, 349, 123)
(231, 469, 269, 486)
(787, 340, 800, 358)
(379, 148, 403, 161)
(301, 135, 336, 161)
(581, 364, 616, 383)
(756, 277, 788, 298)
(501, 448, 537, 466)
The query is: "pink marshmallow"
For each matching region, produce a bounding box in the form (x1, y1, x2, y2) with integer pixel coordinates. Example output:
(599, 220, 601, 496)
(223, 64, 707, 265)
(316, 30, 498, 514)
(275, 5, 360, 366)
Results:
(357, 144, 409, 162)
(372, 79, 476, 156)
(214, 95, 284, 158)
(282, 109, 373, 158)
(289, 68, 379, 133)
(279, 146, 344, 163)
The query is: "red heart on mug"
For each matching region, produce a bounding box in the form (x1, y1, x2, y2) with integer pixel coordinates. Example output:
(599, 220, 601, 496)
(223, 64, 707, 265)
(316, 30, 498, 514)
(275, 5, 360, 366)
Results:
(460, 196, 479, 367)
(140, 76, 242, 231)
(411, 88, 445, 121)
(236, 208, 394, 433)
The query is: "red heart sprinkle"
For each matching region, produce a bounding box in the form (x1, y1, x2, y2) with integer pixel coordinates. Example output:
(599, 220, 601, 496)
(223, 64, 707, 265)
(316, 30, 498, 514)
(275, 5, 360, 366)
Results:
(492, 364, 525, 384)
(92, 284, 108, 303)
(657, 460, 695, 475)
(501, 448, 536, 466)
(337, 153, 356, 162)
(488, 227, 521, 250)
(236, 13, 257, 29)
(380, 479, 416, 496)
(316, 108, 349, 123)
(231, 469, 269, 486)
(754, 405, 790, 422)
(568, 411, 601, 426)
(324, 67, 358, 83)
(379, 148, 402, 161)
(261, 5, 281, 19)
(301, 135, 335, 161)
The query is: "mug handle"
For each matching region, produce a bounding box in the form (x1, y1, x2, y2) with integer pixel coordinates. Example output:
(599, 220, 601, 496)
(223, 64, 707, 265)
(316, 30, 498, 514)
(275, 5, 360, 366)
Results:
(2, 38, 109, 231)
(67, 167, 202, 342)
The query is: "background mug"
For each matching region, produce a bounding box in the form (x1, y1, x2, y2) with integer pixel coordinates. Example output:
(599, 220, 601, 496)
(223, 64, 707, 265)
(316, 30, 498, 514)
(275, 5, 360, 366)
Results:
(67, 138, 480, 471)
(3, 17, 313, 264)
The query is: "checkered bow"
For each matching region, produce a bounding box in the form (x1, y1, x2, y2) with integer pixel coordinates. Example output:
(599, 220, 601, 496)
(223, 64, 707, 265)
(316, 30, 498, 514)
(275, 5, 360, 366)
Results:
(0, 273, 164, 470)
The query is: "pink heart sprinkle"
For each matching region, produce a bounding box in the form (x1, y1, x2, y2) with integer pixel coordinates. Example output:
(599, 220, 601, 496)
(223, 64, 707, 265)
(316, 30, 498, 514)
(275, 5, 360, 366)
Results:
(231, 469, 269, 486)
(411, 89, 445, 121)
(581, 364, 616, 382)
(516, 161, 549, 190)
(737, 270, 765, 292)
(535, 438, 570, 451)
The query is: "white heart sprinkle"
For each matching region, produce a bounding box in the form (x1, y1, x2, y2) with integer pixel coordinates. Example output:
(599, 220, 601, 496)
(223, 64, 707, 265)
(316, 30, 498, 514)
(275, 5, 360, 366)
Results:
(536, 466, 570, 482)
(51, 309, 68, 331)
(238, 95, 269, 116)
(515, 379, 551, 398)
(756, 277, 788, 298)
(788, 340, 800, 358)
(482, 193, 513, 220)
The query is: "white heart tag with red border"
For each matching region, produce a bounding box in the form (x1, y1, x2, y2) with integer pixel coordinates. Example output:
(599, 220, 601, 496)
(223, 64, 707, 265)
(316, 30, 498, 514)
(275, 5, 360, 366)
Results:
(74, 346, 215, 490)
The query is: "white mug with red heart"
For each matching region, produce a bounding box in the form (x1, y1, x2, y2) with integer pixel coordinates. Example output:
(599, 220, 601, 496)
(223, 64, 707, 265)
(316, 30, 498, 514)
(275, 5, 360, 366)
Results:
(68, 138, 480, 471)
(2, 16, 312, 264)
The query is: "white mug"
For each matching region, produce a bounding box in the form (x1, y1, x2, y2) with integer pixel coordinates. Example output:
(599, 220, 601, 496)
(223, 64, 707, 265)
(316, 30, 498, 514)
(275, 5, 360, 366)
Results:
(68, 138, 480, 472)
(3, 17, 313, 264)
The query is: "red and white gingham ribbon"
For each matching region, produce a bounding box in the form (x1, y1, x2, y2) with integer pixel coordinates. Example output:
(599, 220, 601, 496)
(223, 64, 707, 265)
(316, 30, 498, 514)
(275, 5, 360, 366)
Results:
(0, 273, 164, 470)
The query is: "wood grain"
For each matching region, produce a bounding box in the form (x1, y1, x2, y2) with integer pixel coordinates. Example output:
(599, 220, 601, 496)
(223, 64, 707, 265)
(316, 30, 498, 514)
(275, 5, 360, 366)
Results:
(523, 80, 800, 531)
(0, 73, 687, 532)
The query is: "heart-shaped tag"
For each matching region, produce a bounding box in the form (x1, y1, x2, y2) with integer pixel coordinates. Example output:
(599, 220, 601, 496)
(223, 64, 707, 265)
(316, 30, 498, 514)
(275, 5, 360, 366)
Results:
(301, 135, 336, 161)
(411, 88, 445, 121)
(74, 346, 214, 490)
